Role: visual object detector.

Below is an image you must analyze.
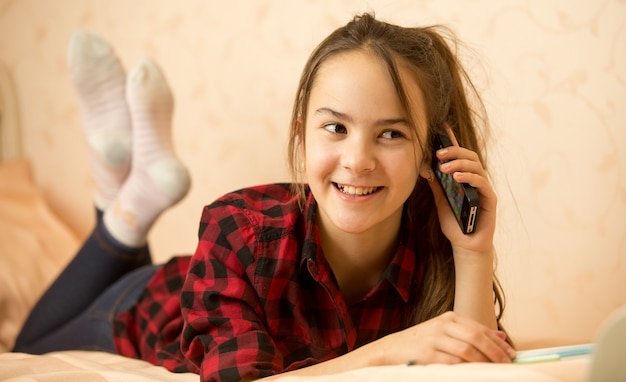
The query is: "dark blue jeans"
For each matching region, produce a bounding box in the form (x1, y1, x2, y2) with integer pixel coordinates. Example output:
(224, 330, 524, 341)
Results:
(13, 210, 158, 354)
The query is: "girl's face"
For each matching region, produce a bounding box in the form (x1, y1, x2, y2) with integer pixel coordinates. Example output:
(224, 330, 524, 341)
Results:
(304, 50, 428, 237)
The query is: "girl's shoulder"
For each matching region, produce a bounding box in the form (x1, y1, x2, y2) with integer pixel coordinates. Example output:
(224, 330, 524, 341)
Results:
(210, 183, 297, 211)
(203, 183, 304, 230)
(196, 183, 309, 267)
(221, 183, 295, 205)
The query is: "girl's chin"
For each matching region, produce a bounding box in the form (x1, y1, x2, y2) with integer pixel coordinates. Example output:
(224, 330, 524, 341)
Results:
(323, 213, 375, 234)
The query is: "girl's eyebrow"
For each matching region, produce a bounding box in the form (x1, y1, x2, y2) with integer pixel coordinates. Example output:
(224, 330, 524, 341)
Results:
(314, 107, 409, 126)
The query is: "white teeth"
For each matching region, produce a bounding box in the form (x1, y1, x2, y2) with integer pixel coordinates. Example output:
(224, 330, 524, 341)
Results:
(336, 184, 378, 196)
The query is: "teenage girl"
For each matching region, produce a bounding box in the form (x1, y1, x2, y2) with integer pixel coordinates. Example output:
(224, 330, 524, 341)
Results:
(14, 13, 516, 382)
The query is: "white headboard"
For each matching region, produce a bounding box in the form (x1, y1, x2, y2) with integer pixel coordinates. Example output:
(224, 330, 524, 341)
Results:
(0, 61, 21, 162)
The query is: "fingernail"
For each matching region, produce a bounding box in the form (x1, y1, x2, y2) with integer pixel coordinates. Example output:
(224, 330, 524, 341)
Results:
(437, 148, 448, 156)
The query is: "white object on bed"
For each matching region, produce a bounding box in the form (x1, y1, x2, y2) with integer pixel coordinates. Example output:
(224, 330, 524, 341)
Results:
(587, 306, 626, 381)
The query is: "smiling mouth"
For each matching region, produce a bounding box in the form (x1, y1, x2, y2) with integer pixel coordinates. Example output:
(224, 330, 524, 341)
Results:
(334, 183, 380, 196)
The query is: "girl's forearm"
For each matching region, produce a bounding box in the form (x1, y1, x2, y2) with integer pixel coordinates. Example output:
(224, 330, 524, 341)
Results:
(452, 247, 498, 329)
(261, 342, 383, 381)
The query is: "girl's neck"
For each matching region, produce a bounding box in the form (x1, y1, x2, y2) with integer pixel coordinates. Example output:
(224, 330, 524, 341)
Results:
(316, 212, 402, 304)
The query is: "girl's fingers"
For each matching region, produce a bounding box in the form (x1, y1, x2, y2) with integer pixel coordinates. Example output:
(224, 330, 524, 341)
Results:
(444, 315, 515, 363)
(448, 326, 513, 363)
(421, 350, 463, 365)
(452, 172, 496, 199)
(435, 335, 491, 363)
(434, 147, 495, 202)
(439, 124, 485, 180)
(438, 159, 486, 181)
(435, 144, 477, 161)
(436, 147, 483, 176)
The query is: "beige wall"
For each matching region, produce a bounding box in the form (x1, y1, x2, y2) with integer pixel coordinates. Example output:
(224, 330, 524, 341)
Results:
(1, 0, 625, 349)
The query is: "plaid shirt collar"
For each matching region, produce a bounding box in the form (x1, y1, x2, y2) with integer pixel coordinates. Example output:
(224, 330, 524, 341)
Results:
(299, 189, 418, 303)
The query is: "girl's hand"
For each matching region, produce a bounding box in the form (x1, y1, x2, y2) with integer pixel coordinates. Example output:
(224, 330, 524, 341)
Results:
(424, 126, 497, 256)
(375, 311, 515, 365)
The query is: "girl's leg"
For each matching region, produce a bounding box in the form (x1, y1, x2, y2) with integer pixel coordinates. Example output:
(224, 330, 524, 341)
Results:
(12, 213, 154, 352)
(13, 32, 189, 353)
(66, 30, 190, 244)
(25, 263, 159, 353)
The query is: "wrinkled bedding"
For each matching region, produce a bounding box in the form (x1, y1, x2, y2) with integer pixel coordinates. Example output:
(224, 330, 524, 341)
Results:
(0, 351, 197, 381)
(0, 351, 589, 381)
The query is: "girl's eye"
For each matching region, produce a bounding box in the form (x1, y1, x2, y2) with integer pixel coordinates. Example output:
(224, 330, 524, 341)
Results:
(324, 123, 348, 134)
(381, 130, 405, 139)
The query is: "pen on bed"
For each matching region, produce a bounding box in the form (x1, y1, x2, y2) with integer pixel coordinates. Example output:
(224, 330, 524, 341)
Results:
(513, 353, 561, 364)
(513, 343, 594, 364)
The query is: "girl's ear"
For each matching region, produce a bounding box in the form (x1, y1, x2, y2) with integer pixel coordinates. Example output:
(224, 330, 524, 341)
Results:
(419, 162, 434, 182)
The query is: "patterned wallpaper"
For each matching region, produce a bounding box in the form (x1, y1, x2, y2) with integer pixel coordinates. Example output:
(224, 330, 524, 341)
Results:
(0, 0, 624, 349)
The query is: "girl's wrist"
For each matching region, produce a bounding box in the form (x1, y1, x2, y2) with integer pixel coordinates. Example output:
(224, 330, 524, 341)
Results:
(452, 245, 495, 266)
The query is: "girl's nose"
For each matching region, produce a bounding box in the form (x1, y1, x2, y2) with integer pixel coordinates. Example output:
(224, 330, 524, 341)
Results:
(340, 135, 376, 173)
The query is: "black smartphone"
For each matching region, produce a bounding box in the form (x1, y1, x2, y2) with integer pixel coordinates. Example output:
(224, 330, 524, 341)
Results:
(431, 133, 479, 234)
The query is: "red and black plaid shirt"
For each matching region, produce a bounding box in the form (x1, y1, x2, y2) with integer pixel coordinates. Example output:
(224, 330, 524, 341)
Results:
(114, 183, 423, 381)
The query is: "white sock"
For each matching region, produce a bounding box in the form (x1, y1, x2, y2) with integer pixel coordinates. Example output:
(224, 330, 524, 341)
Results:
(68, 31, 132, 211)
(103, 58, 191, 247)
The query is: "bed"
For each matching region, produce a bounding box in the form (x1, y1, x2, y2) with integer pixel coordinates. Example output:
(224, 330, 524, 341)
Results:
(0, 60, 592, 381)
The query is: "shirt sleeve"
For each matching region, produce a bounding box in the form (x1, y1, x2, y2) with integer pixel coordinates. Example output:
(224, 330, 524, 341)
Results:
(180, 200, 284, 382)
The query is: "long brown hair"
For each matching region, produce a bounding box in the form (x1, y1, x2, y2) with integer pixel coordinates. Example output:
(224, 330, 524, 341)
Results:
(287, 13, 507, 332)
